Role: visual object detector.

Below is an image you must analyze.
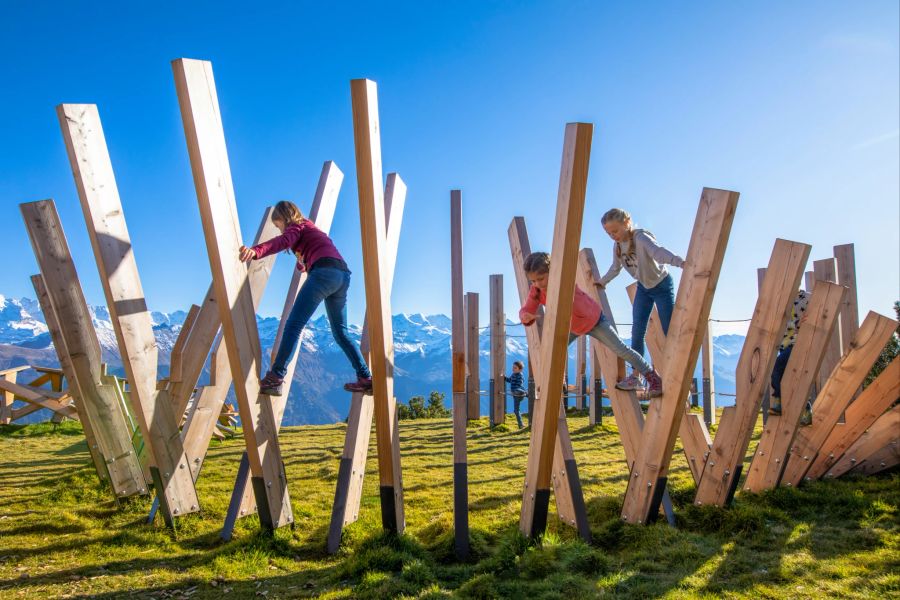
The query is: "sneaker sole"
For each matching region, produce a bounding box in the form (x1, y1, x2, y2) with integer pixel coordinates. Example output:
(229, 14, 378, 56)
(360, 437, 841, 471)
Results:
(615, 384, 641, 391)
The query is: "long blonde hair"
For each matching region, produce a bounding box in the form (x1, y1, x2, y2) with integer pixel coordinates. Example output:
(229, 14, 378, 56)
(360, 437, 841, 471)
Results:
(601, 208, 635, 256)
(272, 200, 305, 226)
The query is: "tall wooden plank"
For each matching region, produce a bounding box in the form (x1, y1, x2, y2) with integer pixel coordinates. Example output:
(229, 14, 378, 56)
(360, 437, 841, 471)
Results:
(326, 171, 403, 553)
(575, 335, 586, 410)
(31, 274, 107, 479)
(58, 103, 199, 521)
(449, 189, 469, 558)
(21, 200, 145, 497)
(509, 217, 590, 540)
(694, 239, 809, 506)
(813, 258, 844, 393)
(808, 355, 900, 479)
(520, 122, 592, 537)
(589, 336, 602, 425)
(780, 311, 897, 486)
(757, 268, 771, 419)
(490, 274, 506, 427)
(169, 304, 200, 384)
(742, 281, 845, 492)
(827, 405, 900, 477)
(701, 325, 716, 426)
(350, 78, 404, 532)
(833, 244, 859, 356)
(622, 188, 738, 524)
(466, 293, 480, 419)
(172, 58, 291, 530)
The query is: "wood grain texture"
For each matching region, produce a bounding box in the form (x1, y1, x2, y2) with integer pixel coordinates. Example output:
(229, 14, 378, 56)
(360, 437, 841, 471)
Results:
(813, 259, 844, 394)
(828, 405, 899, 477)
(490, 274, 506, 426)
(466, 292, 480, 419)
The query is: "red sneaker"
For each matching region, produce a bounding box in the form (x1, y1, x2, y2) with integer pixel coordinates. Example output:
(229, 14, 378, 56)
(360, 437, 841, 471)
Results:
(259, 371, 284, 396)
(344, 376, 373, 393)
(645, 370, 664, 398)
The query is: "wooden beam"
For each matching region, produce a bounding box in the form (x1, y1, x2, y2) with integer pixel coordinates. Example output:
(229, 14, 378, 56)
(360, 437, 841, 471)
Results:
(833, 244, 859, 356)
(622, 188, 739, 524)
(827, 405, 900, 478)
(449, 189, 469, 558)
(694, 239, 810, 506)
(741, 281, 845, 493)
(350, 78, 404, 533)
(21, 200, 145, 497)
(813, 259, 844, 393)
(510, 216, 591, 540)
(575, 335, 586, 410)
(780, 311, 898, 486)
(466, 292, 480, 419)
(490, 274, 506, 427)
(520, 122, 593, 538)
(0, 380, 78, 419)
(757, 268, 771, 419)
(701, 324, 716, 426)
(173, 58, 291, 530)
(58, 103, 200, 522)
(589, 332, 602, 425)
(809, 355, 900, 479)
(169, 304, 200, 384)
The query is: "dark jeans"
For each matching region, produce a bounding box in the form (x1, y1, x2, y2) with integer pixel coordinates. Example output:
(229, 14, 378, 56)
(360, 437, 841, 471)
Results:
(512, 393, 527, 428)
(271, 267, 371, 380)
(770, 345, 792, 398)
(631, 273, 675, 358)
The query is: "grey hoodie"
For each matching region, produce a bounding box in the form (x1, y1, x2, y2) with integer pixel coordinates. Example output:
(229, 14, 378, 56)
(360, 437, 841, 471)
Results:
(599, 229, 684, 289)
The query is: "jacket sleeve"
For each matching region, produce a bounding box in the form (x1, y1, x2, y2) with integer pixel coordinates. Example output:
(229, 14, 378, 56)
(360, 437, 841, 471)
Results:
(598, 245, 622, 287)
(638, 231, 684, 268)
(251, 226, 302, 260)
(518, 285, 542, 324)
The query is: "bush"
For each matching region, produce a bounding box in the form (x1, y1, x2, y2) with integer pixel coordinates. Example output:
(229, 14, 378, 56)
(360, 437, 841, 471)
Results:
(398, 391, 451, 420)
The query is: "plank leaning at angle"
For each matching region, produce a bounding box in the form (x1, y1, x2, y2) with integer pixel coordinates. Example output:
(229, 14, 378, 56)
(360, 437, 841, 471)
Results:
(172, 58, 291, 531)
(621, 188, 739, 524)
(450, 189, 469, 558)
(833, 245, 859, 356)
(169, 304, 200, 384)
(779, 310, 897, 486)
(350, 78, 405, 533)
(21, 200, 145, 497)
(509, 216, 590, 540)
(490, 274, 506, 427)
(519, 122, 592, 538)
(31, 274, 107, 479)
(694, 239, 810, 506)
(812, 258, 844, 395)
(807, 355, 900, 479)
(58, 103, 200, 522)
(701, 324, 716, 426)
(466, 292, 480, 419)
(625, 282, 713, 485)
(827, 404, 900, 477)
(741, 281, 845, 493)
(327, 171, 405, 554)
(0, 380, 78, 419)
(576, 335, 586, 410)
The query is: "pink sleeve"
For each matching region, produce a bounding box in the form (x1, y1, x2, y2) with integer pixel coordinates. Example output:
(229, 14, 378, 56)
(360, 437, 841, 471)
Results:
(519, 285, 542, 323)
(251, 226, 301, 260)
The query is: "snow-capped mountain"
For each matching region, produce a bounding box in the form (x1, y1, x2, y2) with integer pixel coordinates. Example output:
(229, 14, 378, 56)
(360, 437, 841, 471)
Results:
(0, 295, 742, 425)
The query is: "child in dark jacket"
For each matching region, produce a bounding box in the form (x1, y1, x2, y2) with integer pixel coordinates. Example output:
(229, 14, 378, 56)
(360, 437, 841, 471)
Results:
(504, 361, 528, 428)
(239, 200, 371, 396)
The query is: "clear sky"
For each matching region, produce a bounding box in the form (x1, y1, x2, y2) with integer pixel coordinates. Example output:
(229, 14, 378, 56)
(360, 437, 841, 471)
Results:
(2, 1, 897, 338)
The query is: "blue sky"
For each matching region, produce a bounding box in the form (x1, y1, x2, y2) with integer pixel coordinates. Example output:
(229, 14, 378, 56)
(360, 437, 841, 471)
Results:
(2, 1, 897, 338)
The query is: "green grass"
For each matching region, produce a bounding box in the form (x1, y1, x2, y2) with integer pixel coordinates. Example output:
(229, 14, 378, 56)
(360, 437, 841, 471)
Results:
(0, 412, 897, 599)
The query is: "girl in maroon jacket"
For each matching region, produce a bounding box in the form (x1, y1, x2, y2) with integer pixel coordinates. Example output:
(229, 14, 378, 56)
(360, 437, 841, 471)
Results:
(239, 201, 372, 395)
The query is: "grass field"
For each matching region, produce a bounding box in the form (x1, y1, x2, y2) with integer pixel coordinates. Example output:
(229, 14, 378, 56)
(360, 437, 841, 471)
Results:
(0, 411, 897, 599)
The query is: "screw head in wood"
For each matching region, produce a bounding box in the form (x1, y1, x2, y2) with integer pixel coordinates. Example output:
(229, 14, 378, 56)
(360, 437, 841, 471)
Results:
(164, 472, 170, 478)
(179, 464, 185, 469)
(191, 505, 196, 511)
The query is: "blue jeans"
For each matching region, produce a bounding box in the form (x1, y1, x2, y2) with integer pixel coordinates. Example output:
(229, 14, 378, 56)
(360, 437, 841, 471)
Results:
(512, 392, 527, 428)
(569, 315, 653, 375)
(631, 273, 675, 359)
(770, 345, 792, 399)
(271, 267, 371, 380)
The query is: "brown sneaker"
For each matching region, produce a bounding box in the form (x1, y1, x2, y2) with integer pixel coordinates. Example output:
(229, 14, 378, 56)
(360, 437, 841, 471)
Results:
(645, 370, 663, 398)
(344, 376, 373, 393)
(259, 371, 284, 396)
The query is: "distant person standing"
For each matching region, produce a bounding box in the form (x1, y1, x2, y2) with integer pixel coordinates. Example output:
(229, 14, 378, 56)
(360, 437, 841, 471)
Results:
(504, 361, 528, 428)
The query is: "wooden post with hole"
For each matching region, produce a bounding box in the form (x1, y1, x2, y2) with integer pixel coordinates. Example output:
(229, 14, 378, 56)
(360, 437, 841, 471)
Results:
(173, 58, 291, 532)
(349, 78, 405, 533)
(450, 189, 469, 558)
(621, 188, 739, 525)
(519, 122, 593, 538)
(466, 292, 480, 420)
(693, 239, 810, 506)
(490, 274, 506, 427)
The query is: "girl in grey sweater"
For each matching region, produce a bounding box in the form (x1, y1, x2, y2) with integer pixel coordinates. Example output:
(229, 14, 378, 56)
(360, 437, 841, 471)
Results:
(598, 208, 685, 392)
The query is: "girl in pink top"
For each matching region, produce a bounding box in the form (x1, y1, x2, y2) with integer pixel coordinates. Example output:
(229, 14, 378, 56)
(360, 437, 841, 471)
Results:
(519, 252, 663, 397)
(239, 201, 372, 396)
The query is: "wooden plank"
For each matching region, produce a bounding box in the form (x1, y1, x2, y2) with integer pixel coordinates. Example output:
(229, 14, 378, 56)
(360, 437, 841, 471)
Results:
(625, 283, 712, 484)
(622, 188, 739, 524)
(694, 239, 809, 506)
(589, 332, 602, 425)
(813, 259, 844, 393)
(509, 217, 590, 540)
(808, 355, 900, 479)
(575, 335, 586, 410)
(31, 274, 107, 478)
(827, 405, 900, 477)
(350, 78, 404, 532)
(490, 274, 506, 427)
(833, 245, 859, 356)
(58, 103, 199, 520)
(701, 324, 716, 426)
(173, 58, 291, 530)
(520, 122, 593, 537)
(757, 268, 771, 419)
(169, 304, 200, 384)
(0, 368, 17, 424)
(780, 311, 898, 486)
(449, 189, 469, 558)
(742, 281, 845, 492)
(466, 292, 480, 419)
(0, 380, 78, 419)
(21, 200, 145, 497)
(327, 171, 403, 553)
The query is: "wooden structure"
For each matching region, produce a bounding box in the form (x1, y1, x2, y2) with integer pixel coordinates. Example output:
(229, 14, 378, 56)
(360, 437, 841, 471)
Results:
(466, 292, 480, 419)
(449, 189, 469, 558)
(0, 366, 77, 424)
(575, 335, 586, 410)
(489, 274, 506, 426)
(701, 325, 716, 426)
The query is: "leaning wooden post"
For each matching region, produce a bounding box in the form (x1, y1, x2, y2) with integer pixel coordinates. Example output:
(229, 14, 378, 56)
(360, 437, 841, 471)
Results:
(621, 188, 738, 524)
(520, 122, 592, 538)
(693, 239, 810, 506)
(450, 189, 469, 558)
(490, 274, 506, 427)
(350, 78, 405, 532)
(466, 293, 480, 420)
(589, 342, 602, 425)
(826, 404, 900, 478)
(58, 103, 200, 524)
(757, 268, 771, 420)
(173, 58, 291, 531)
(701, 324, 716, 426)
(813, 258, 844, 393)
(575, 335, 587, 410)
(833, 244, 859, 355)
(21, 200, 146, 498)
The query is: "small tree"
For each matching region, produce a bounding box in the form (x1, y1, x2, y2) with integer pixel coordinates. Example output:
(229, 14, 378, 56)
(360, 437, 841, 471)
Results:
(426, 391, 451, 418)
(397, 391, 451, 420)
